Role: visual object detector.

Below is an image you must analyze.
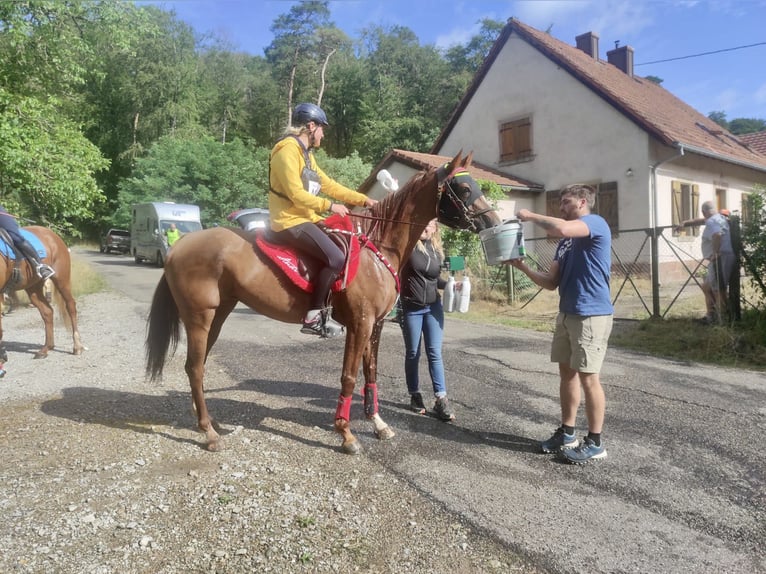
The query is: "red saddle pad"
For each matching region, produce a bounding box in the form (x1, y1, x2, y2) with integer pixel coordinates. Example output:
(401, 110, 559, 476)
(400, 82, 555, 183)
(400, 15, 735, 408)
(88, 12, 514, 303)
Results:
(255, 215, 361, 293)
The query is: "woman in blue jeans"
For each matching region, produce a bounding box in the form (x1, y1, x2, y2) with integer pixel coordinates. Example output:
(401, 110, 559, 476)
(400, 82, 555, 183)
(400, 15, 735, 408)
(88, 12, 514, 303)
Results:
(399, 219, 454, 421)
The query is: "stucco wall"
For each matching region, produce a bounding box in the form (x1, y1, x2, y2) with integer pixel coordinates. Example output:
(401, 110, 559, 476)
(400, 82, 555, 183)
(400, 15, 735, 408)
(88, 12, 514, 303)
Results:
(438, 33, 652, 233)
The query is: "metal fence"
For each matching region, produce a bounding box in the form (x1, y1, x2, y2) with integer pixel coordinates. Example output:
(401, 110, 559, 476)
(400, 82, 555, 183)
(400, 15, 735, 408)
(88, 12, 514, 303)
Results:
(472, 219, 746, 322)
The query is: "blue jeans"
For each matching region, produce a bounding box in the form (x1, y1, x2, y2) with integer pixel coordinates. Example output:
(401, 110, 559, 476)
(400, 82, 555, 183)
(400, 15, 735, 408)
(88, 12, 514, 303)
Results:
(401, 300, 446, 397)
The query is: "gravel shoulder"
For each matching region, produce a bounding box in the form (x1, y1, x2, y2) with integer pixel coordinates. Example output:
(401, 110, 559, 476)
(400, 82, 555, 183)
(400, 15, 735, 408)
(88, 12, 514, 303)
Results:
(0, 290, 539, 574)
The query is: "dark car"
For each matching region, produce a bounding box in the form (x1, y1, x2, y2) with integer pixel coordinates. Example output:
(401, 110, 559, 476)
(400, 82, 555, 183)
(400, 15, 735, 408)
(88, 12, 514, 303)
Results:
(100, 228, 131, 254)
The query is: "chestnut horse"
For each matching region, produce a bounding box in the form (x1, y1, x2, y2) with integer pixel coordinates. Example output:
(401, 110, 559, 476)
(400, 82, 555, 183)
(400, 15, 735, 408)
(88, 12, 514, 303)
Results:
(145, 151, 501, 453)
(0, 226, 84, 360)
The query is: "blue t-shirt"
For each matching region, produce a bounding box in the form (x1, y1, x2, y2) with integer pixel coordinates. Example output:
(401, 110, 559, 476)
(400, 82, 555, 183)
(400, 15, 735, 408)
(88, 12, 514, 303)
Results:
(553, 213, 613, 316)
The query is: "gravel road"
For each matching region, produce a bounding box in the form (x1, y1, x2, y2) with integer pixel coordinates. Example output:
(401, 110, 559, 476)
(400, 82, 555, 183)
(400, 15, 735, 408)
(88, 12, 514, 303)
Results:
(0, 288, 540, 574)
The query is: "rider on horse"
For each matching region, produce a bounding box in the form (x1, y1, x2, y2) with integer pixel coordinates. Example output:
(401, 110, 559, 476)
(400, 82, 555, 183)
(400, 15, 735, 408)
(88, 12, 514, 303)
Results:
(268, 102, 377, 338)
(0, 206, 56, 281)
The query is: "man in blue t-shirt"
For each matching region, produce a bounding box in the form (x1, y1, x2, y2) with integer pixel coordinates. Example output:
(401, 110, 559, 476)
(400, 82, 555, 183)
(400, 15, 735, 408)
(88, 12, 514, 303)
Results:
(506, 184, 613, 464)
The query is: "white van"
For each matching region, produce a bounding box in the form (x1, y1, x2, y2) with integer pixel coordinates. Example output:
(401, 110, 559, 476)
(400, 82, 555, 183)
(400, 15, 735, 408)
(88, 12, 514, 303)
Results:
(131, 202, 202, 266)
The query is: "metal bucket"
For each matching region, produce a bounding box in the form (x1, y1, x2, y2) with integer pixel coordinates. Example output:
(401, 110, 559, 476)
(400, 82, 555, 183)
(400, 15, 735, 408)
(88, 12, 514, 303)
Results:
(479, 220, 526, 265)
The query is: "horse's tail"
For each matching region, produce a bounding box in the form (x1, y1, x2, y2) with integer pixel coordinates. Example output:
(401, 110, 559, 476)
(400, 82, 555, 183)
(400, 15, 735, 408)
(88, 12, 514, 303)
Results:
(145, 274, 180, 382)
(51, 281, 72, 329)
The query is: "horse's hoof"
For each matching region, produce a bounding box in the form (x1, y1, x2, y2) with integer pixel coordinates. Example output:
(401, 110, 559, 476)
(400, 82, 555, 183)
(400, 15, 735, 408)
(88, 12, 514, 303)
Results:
(342, 440, 361, 455)
(375, 426, 396, 441)
(73, 348, 84, 356)
(33, 352, 48, 360)
(206, 439, 224, 452)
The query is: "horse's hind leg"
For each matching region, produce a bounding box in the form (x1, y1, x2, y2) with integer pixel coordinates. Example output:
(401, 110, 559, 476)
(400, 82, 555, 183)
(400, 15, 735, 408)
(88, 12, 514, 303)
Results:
(26, 285, 55, 359)
(50, 277, 85, 355)
(363, 320, 395, 441)
(184, 310, 223, 451)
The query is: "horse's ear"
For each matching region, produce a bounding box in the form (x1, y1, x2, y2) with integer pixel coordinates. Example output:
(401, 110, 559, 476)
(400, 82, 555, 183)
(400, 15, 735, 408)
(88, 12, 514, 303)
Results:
(462, 151, 474, 168)
(447, 149, 463, 174)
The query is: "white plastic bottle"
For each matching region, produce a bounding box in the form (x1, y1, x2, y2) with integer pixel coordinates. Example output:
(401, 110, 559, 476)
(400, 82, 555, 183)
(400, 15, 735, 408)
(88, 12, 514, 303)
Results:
(458, 275, 471, 313)
(443, 275, 456, 313)
(376, 169, 399, 192)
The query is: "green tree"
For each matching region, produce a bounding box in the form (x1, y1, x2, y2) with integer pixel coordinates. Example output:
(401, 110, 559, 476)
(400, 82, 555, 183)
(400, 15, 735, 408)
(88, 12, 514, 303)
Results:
(740, 186, 766, 305)
(708, 111, 728, 130)
(265, 0, 334, 124)
(115, 136, 269, 228)
(728, 118, 766, 135)
(0, 88, 108, 234)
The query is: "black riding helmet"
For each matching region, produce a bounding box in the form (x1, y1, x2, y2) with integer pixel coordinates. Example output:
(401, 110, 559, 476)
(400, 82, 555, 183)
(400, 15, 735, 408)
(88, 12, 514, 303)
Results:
(292, 103, 329, 127)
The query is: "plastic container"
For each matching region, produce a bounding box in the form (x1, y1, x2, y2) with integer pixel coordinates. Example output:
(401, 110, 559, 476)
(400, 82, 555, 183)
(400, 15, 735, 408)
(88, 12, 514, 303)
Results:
(457, 276, 471, 313)
(479, 220, 525, 264)
(443, 276, 456, 313)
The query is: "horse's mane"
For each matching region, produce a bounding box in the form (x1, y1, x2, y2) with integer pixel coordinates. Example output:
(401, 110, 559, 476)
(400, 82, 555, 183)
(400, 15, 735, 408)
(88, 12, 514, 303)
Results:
(361, 169, 431, 245)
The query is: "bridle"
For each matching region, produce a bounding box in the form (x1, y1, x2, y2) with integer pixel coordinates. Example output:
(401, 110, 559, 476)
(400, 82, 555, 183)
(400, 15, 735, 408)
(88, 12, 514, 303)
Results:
(436, 165, 495, 232)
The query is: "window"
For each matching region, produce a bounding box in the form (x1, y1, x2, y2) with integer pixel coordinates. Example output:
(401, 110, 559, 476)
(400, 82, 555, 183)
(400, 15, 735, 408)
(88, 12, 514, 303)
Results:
(672, 180, 699, 237)
(499, 117, 532, 163)
(715, 188, 727, 211)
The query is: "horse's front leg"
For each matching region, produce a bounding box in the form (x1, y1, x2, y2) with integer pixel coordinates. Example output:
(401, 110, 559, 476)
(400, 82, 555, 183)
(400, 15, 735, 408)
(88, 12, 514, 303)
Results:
(362, 320, 395, 441)
(334, 324, 374, 455)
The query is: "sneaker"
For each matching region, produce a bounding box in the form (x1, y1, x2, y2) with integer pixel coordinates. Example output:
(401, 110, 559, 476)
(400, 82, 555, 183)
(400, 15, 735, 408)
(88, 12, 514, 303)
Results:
(433, 396, 455, 421)
(37, 264, 55, 281)
(300, 314, 344, 338)
(561, 436, 607, 464)
(540, 426, 579, 453)
(410, 392, 426, 414)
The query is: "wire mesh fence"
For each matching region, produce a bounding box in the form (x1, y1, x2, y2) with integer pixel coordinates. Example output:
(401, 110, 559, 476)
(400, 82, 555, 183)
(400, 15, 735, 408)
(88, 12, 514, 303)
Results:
(453, 220, 750, 322)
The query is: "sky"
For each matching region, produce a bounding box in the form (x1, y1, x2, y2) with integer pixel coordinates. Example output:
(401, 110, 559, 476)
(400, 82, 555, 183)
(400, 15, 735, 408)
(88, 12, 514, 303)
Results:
(149, 0, 766, 121)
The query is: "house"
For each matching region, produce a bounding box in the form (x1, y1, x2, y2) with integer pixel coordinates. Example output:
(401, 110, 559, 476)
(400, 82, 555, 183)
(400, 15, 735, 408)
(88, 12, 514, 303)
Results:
(740, 130, 766, 156)
(360, 148, 542, 221)
(421, 18, 766, 270)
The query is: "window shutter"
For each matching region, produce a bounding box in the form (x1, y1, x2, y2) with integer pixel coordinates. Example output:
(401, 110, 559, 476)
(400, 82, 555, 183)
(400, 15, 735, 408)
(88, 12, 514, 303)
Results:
(597, 183, 619, 235)
(692, 184, 700, 237)
(545, 190, 558, 217)
(671, 180, 682, 233)
(500, 124, 515, 161)
(517, 119, 532, 156)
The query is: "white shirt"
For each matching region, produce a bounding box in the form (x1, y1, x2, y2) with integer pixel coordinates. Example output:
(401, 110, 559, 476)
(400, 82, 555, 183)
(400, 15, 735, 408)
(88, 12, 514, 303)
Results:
(701, 213, 733, 259)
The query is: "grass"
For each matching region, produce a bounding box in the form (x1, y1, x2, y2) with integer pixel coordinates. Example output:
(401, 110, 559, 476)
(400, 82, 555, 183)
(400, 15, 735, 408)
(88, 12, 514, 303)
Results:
(452, 299, 766, 371)
(9, 247, 107, 308)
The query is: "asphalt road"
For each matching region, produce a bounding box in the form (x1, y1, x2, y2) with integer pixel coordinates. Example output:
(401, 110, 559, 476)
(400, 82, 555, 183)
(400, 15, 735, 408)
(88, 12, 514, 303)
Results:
(83, 247, 766, 574)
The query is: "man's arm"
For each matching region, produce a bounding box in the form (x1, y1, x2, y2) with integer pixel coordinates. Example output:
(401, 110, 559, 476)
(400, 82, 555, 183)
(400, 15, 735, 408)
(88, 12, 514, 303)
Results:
(506, 258, 560, 291)
(516, 208, 589, 238)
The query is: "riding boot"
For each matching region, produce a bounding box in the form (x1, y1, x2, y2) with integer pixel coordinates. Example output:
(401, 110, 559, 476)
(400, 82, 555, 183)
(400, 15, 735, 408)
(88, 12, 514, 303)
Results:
(16, 238, 56, 280)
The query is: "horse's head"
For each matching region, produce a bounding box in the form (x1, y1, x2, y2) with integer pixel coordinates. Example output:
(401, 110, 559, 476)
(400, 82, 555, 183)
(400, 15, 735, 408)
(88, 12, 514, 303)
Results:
(436, 151, 502, 232)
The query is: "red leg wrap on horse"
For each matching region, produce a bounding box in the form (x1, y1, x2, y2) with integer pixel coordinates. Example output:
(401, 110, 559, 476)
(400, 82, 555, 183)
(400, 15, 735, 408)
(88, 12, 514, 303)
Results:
(335, 393, 352, 422)
(363, 382, 378, 418)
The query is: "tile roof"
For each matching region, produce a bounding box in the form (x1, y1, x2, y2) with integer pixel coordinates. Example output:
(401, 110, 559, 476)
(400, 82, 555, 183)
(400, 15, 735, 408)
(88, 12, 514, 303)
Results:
(433, 18, 766, 173)
(740, 131, 766, 156)
(359, 149, 543, 194)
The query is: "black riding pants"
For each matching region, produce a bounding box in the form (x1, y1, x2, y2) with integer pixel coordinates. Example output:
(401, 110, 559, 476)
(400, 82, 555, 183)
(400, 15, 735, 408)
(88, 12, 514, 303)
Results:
(272, 222, 344, 310)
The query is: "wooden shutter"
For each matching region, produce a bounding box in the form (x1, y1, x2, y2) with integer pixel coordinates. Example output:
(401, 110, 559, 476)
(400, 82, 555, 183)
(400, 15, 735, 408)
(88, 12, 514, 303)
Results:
(516, 119, 532, 157)
(500, 123, 515, 161)
(671, 180, 682, 233)
(691, 184, 700, 237)
(597, 182, 618, 235)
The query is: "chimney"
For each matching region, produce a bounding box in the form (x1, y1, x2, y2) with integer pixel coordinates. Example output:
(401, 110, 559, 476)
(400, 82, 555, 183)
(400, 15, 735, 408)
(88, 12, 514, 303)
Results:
(575, 32, 599, 59)
(606, 45, 634, 77)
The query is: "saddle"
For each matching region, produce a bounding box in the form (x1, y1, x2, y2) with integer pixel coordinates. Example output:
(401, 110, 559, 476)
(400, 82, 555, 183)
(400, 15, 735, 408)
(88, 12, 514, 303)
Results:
(0, 229, 25, 290)
(255, 215, 363, 293)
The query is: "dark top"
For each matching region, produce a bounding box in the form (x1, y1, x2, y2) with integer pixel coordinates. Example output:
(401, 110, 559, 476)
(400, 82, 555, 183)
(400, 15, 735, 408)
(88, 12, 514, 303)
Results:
(401, 239, 446, 307)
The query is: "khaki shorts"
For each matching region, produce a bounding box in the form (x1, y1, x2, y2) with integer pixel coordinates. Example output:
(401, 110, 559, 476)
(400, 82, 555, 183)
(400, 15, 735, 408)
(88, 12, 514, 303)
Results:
(550, 313, 613, 374)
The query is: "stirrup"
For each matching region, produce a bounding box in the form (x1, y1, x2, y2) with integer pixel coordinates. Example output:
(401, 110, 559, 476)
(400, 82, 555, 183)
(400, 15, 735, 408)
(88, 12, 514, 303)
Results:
(300, 308, 344, 338)
(37, 264, 56, 280)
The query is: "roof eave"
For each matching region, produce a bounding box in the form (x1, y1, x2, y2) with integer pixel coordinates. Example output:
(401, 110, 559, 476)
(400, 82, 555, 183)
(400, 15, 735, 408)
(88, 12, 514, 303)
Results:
(673, 142, 766, 174)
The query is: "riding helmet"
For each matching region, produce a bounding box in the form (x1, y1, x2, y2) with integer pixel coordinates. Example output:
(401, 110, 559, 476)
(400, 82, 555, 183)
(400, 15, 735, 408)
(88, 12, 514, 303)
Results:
(292, 103, 329, 127)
